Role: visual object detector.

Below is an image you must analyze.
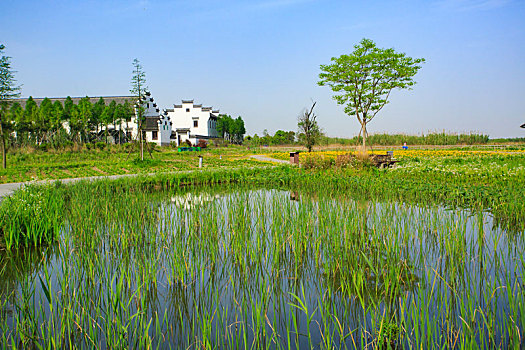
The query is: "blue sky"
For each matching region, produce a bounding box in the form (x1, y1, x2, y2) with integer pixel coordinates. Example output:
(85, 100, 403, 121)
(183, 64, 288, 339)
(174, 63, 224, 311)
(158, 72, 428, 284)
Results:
(1, 0, 524, 138)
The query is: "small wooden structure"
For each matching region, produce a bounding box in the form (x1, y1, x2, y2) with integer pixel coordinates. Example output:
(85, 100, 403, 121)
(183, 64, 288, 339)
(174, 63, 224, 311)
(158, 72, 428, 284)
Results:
(370, 153, 399, 168)
(289, 152, 300, 165)
(335, 152, 399, 168)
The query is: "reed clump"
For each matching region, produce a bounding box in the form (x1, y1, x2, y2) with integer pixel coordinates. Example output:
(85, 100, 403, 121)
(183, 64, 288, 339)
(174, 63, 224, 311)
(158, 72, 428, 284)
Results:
(0, 183, 65, 250)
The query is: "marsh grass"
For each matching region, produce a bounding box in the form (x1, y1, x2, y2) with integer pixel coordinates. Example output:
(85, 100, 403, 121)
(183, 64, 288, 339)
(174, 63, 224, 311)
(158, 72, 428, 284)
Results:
(0, 166, 523, 348)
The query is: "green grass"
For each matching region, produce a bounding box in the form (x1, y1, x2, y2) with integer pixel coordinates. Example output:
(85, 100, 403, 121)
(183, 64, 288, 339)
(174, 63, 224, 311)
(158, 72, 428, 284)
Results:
(0, 145, 266, 183)
(0, 157, 523, 348)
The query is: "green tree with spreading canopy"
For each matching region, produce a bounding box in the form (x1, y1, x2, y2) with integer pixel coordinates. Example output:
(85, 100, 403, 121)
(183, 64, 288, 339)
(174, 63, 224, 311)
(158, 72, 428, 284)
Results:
(0, 44, 21, 168)
(318, 38, 424, 150)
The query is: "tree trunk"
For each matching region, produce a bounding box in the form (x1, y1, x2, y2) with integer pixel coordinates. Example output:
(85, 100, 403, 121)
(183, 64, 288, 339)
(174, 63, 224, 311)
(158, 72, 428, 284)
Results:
(361, 122, 367, 150)
(140, 130, 144, 161)
(0, 112, 6, 169)
(0, 136, 6, 169)
(0, 124, 5, 169)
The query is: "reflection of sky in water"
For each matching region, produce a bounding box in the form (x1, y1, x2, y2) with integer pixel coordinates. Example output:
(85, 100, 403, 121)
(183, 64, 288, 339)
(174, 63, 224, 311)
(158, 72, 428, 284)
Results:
(0, 188, 523, 348)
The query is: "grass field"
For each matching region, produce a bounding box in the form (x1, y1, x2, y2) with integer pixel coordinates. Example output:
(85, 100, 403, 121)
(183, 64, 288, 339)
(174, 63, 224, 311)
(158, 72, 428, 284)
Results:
(2, 143, 524, 184)
(0, 146, 264, 183)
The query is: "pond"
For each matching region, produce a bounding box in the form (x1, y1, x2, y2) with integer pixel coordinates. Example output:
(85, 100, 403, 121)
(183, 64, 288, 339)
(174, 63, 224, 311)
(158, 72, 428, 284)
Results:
(0, 186, 524, 348)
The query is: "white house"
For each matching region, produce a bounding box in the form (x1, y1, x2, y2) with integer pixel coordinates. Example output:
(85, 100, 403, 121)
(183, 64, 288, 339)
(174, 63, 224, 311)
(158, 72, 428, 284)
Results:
(164, 99, 220, 146)
(128, 92, 174, 146)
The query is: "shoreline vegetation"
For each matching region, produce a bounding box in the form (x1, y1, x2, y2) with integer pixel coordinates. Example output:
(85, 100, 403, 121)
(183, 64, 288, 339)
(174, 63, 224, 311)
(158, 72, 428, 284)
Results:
(0, 144, 524, 348)
(0, 137, 524, 184)
(2, 152, 524, 249)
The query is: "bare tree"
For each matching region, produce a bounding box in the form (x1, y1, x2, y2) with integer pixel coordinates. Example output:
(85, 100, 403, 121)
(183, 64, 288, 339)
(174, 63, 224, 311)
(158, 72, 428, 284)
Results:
(298, 101, 321, 152)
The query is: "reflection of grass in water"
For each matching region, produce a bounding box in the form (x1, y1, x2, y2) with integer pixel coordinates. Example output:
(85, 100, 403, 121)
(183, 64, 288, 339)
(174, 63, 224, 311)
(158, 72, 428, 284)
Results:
(0, 166, 523, 348)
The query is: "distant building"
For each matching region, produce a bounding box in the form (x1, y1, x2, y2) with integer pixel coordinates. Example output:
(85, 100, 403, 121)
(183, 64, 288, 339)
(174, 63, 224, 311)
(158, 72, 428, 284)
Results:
(126, 92, 169, 146)
(10, 95, 222, 146)
(164, 100, 220, 146)
(10, 96, 134, 108)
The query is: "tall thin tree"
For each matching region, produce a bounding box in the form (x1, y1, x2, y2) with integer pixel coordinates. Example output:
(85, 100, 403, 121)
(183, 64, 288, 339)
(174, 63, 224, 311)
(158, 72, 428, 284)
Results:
(130, 58, 148, 160)
(0, 44, 22, 168)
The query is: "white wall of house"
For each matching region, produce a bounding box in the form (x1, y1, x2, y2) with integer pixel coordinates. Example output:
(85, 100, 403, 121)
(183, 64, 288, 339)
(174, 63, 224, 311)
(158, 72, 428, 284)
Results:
(166, 100, 219, 146)
(125, 96, 220, 147)
(158, 114, 172, 146)
(127, 92, 171, 146)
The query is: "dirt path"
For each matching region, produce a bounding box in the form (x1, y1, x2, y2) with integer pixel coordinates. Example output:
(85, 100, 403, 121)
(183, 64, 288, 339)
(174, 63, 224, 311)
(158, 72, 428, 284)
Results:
(250, 155, 289, 164)
(0, 162, 288, 200)
(0, 173, 143, 199)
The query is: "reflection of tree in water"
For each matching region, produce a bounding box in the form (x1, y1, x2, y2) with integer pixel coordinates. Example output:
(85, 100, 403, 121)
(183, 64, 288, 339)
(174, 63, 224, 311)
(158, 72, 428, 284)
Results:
(0, 245, 55, 317)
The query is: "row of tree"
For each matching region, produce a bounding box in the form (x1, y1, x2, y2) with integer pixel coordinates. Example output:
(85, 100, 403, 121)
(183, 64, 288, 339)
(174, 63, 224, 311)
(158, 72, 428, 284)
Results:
(216, 115, 246, 144)
(2, 96, 135, 147)
(245, 130, 296, 146)
(244, 102, 321, 151)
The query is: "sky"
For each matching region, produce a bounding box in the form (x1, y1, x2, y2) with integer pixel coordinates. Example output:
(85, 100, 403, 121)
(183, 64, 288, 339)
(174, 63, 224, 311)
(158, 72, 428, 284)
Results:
(1, 0, 524, 138)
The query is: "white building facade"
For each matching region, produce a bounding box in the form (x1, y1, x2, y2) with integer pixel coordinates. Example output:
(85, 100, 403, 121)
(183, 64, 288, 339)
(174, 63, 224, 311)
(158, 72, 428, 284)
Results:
(128, 95, 220, 147)
(127, 92, 172, 146)
(164, 100, 220, 146)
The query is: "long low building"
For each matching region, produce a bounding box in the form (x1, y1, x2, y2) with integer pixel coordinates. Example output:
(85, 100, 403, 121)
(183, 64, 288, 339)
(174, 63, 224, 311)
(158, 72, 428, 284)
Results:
(11, 95, 135, 108)
(10, 94, 221, 147)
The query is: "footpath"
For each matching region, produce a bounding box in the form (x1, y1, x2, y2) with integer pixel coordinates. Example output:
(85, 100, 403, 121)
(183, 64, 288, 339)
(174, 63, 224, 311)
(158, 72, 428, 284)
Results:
(0, 155, 289, 199)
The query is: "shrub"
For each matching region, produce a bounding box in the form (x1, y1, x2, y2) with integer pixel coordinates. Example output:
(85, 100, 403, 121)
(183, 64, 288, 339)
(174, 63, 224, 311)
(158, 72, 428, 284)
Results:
(335, 154, 354, 168)
(0, 185, 65, 250)
(95, 142, 106, 150)
(301, 154, 334, 170)
(196, 140, 208, 148)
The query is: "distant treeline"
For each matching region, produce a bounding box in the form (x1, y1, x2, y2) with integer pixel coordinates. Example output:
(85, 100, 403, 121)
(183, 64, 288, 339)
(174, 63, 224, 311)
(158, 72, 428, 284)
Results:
(1, 96, 135, 148)
(321, 132, 490, 146)
(491, 137, 525, 143)
(244, 131, 502, 146)
(245, 130, 296, 146)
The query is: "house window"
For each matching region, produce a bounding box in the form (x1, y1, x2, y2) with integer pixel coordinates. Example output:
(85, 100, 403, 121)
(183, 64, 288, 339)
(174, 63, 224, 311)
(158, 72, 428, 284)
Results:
(152, 131, 158, 140)
(193, 120, 198, 128)
(186, 108, 190, 112)
(147, 103, 149, 108)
